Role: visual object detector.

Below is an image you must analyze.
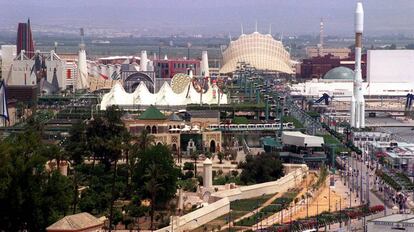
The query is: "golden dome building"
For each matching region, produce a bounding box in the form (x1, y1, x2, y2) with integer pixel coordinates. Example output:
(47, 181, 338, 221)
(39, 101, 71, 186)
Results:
(220, 32, 293, 74)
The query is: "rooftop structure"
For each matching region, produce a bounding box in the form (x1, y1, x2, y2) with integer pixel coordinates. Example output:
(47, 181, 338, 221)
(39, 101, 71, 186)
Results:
(138, 105, 167, 120)
(299, 54, 367, 79)
(282, 131, 324, 148)
(290, 77, 414, 98)
(323, 66, 355, 80)
(155, 58, 200, 79)
(46, 212, 104, 232)
(368, 214, 414, 232)
(123, 108, 222, 153)
(100, 79, 228, 110)
(220, 32, 292, 74)
(367, 141, 414, 174)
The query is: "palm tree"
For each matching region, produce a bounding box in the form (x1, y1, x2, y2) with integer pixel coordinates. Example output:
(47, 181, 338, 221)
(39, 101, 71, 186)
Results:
(43, 144, 66, 171)
(137, 130, 155, 152)
(144, 163, 167, 231)
(190, 150, 199, 175)
(108, 136, 124, 232)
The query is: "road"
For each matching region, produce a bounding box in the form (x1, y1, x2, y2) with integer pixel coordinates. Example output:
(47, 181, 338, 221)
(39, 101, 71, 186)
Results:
(339, 154, 392, 214)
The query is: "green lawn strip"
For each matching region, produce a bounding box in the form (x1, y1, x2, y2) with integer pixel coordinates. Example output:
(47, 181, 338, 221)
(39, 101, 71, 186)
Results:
(376, 170, 402, 191)
(282, 116, 303, 128)
(234, 191, 300, 227)
(395, 172, 414, 190)
(230, 194, 273, 211)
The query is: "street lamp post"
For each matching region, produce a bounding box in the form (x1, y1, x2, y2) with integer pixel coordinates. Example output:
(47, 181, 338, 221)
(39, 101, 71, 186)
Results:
(316, 201, 319, 232)
(339, 197, 342, 229)
(360, 156, 364, 205)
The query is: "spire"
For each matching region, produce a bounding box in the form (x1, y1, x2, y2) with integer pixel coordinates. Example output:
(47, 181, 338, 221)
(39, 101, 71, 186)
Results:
(79, 28, 85, 50)
(320, 17, 324, 48)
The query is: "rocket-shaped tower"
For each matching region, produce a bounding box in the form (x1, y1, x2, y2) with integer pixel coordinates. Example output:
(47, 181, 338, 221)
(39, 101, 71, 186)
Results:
(350, 2, 365, 128)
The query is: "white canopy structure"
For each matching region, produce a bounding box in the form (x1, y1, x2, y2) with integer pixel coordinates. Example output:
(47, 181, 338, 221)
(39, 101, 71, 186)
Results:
(100, 81, 228, 110)
(282, 131, 324, 148)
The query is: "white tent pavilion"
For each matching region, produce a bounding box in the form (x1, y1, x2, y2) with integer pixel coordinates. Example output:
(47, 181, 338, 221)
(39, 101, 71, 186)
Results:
(100, 81, 228, 110)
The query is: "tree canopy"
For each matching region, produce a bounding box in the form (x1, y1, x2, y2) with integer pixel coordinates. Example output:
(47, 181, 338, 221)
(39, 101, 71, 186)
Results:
(0, 131, 72, 232)
(132, 144, 180, 229)
(238, 152, 284, 184)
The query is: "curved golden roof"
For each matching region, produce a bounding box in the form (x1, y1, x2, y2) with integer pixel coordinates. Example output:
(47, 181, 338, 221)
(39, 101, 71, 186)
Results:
(220, 32, 292, 74)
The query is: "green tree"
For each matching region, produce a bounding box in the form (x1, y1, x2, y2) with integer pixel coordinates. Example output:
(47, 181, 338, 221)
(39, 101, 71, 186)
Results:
(80, 106, 128, 231)
(190, 150, 200, 175)
(238, 152, 284, 184)
(144, 164, 167, 230)
(217, 152, 225, 164)
(64, 121, 88, 214)
(137, 130, 155, 152)
(0, 130, 72, 231)
(132, 144, 180, 230)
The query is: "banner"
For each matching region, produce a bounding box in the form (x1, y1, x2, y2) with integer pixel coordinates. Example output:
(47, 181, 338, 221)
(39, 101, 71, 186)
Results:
(0, 80, 9, 121)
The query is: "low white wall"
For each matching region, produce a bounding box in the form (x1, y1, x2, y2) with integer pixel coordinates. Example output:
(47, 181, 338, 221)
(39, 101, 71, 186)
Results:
(156, 197, 230, 232)
(211, 164, 308, 201)
(156, 164, 308, 232)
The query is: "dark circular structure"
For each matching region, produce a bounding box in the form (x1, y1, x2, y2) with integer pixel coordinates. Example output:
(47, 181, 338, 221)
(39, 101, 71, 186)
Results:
(123, 72, 154, 93)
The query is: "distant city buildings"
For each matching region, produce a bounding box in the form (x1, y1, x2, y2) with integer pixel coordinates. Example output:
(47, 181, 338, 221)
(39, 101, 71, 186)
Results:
(305, 47, 351, 59)
(155, 58, 200, 79)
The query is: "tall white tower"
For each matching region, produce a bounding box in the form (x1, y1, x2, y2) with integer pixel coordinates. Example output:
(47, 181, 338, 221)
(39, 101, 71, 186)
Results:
(350, 2, 365, 128)
(140, 50, 148, 72)
(201, 51, 210, 77)
(318, 18, 324, 56)
(203, 158, 213, 189)
(76, 28, 89, 90)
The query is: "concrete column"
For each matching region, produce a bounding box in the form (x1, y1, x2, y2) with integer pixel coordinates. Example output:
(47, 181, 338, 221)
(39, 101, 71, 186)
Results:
(203, 158, 213, 189)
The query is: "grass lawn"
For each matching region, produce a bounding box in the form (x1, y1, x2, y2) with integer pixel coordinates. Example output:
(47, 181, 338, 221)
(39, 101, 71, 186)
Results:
(230, 194, 273, 211)
(320, 134, 349, 153)
(283, 116, 304, 128)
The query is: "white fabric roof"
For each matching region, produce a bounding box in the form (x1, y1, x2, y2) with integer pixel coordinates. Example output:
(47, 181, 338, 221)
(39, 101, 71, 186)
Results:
(282, 131, 324, 147)
(100, 81, 228, 110)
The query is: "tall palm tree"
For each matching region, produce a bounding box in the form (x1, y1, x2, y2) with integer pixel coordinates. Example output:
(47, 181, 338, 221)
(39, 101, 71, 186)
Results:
(138, 130, 155, 152)
(144, 163, 167, 231)
(190, 150, 199, 175)
(108, 135, 125, 232)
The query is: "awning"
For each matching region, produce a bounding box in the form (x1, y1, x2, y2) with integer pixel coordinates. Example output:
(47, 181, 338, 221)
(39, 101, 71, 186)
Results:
(282, 131, 324, 148)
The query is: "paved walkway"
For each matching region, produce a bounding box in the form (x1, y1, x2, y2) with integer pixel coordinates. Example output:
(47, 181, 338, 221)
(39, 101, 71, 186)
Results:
(251, 173, 318, 229)
(253, 173, 360, 230)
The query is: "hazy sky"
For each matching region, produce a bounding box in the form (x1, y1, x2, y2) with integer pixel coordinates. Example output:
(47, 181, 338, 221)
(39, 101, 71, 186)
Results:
(1, 0, 414, 36)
